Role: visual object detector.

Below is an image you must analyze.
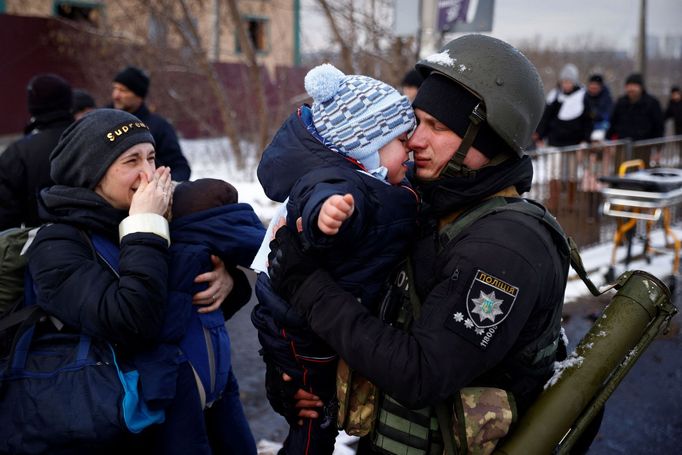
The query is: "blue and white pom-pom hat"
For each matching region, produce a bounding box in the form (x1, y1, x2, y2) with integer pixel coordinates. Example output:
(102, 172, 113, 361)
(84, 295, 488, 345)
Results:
(305, 63, 415, 174)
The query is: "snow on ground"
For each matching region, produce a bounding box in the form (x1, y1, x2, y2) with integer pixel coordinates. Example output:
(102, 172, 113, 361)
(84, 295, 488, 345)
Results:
(564, 225, 681, 303)
(181, 137, 282, 223)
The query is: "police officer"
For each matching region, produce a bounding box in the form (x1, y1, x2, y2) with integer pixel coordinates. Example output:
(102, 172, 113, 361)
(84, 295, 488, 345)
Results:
(267, 34, 571, 454)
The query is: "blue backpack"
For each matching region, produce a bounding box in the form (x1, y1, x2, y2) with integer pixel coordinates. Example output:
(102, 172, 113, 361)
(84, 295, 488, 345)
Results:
(0, 230, 164, 454)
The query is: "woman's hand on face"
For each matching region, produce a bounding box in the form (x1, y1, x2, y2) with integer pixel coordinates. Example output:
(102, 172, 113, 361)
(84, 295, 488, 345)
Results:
(193, 255, 234, 313)
(129, 166, 172, 216)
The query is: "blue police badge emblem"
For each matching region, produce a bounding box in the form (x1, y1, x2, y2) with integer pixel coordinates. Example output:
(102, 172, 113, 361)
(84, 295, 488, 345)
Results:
(445, 269, 519, 350)
(466, 270, 518, 328)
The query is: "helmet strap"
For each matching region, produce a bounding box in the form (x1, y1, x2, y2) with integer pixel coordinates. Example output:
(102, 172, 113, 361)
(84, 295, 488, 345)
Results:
(440, 103, 486, 179)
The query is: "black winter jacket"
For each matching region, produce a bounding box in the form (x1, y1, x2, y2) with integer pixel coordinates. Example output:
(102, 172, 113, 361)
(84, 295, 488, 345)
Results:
(28, 187, 169, 348)
(0, 112, 73, 229)
(536, 87, 592, 146)
(607, 92, 664, 141)
(131, 104, 191, 181)
(289, 156, 569, 412)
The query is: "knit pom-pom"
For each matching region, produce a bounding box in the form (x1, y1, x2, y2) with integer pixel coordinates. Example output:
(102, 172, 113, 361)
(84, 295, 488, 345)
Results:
(305, 63, 345, 103)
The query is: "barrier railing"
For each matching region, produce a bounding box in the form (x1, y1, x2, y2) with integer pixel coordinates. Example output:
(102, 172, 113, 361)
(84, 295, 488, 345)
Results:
(527, 136, 682, 249)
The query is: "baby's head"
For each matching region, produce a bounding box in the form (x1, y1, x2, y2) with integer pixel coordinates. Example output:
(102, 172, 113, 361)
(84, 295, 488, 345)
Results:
(305, 64, 415, 183)
(172, 178, 238, 220)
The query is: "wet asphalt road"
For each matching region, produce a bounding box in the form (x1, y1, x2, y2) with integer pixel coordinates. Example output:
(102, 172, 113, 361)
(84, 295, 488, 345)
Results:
(228, 270, 682, 452)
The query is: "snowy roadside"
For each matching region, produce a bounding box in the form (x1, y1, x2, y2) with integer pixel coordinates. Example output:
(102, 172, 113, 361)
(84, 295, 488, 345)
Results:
(564, 226, 680, 303)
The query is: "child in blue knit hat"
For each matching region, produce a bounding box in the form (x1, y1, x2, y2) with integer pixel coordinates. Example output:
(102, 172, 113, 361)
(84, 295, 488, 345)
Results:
(252, 63, 418, 454)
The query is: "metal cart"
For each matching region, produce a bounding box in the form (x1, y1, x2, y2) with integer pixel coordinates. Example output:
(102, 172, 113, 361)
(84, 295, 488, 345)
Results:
(600, 160, 682, 279)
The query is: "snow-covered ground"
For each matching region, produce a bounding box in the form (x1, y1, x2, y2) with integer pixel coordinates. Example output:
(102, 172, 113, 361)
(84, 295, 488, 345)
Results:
(182, 137, 282, 223)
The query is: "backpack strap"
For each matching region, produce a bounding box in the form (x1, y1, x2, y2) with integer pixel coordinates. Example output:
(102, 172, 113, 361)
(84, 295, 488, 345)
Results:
(89, 232, 120, 276)
(439, 196, 606, 297)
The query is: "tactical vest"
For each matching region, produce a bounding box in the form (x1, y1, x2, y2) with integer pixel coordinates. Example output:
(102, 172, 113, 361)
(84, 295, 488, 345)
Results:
(371, 196, 577, 455)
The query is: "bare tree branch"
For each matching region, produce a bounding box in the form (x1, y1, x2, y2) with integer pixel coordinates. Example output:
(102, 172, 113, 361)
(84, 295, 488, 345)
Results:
(160, 0, 244, 166)
(317, 0, 354, 73)
(224, 0, 270, 156)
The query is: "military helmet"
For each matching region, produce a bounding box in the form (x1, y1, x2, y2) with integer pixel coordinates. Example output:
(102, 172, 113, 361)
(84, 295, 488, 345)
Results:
(416, 34, 544, 157)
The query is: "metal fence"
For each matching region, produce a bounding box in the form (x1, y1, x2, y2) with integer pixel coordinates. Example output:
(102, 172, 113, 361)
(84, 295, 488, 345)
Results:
(527, 135, 682, 249)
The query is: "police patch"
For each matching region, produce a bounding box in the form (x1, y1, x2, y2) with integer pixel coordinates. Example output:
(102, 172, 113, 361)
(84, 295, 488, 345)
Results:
(445, 269, 519, 350)
(466, 270, 518, 329)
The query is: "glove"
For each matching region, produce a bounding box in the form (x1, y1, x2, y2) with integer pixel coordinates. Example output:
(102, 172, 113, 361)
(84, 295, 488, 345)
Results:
(263, 355, 303, 424)
(267, 225, 318, 301)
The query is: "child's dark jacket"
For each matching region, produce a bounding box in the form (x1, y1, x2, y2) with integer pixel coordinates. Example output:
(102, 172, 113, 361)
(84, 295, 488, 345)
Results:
(257, 108, 418, 306)
(163, 203, 265, 404)
(254, 108, 418, 384)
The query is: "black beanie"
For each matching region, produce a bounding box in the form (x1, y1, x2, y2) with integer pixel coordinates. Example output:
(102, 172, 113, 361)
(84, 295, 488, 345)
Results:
(412, 73, 514, 159)
(72, 88, 96, 113)
(173, 179, 239, 219)
(625, 73, 644, 87)
(51, 109, 155, 189)
(27, 74, 73, 116)
(113, 66, 150, 98)
(588, 74, 604, 84)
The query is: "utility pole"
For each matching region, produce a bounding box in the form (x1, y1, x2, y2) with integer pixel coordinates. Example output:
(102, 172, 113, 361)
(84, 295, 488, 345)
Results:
(637, 0, 647, 79)
(419, 0, 439, 58)
(212, 0, 220, 61)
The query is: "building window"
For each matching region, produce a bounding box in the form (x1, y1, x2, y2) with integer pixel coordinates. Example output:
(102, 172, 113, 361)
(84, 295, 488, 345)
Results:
(236, 16, 269, 54)
(54, 1, 101, 27)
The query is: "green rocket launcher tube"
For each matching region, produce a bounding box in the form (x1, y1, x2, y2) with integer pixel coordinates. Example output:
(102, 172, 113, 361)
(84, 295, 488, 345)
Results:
(495, 270, 677, 455)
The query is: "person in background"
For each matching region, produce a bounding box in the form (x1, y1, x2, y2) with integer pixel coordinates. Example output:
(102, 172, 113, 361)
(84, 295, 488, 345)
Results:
(607, 73, 663, 142)
(535, 63, 592, 212)
(111, 65, 191, 181)
(584, 74, 613, 141)
(400, 68, 423, 103)
(0, 73, 74, 230)
(535, 63, 592, 147)
(72, 88, 97, 120)
(607, 73, 664, 165)
(664, 86, 682, 136)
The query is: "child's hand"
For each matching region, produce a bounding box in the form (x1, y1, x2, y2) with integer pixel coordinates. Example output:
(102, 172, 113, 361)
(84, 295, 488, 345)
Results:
(317, 193, 354, 235)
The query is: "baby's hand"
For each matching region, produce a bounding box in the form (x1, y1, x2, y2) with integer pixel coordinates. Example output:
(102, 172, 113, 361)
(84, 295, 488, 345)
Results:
(317, 194, 354, 235)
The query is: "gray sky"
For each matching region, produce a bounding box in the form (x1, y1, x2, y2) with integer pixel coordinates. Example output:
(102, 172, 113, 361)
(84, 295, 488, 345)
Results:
(490, 0, 682, 52)
(301, 0, 682, 54)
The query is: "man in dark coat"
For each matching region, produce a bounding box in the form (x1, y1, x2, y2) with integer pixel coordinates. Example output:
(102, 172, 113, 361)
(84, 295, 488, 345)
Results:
(584, 73, 613, 139)
(664, 86, 682, 135)
(607, 73, 664, 141)
(0, 74, 74, 229)
(111, 66, 191, 181)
